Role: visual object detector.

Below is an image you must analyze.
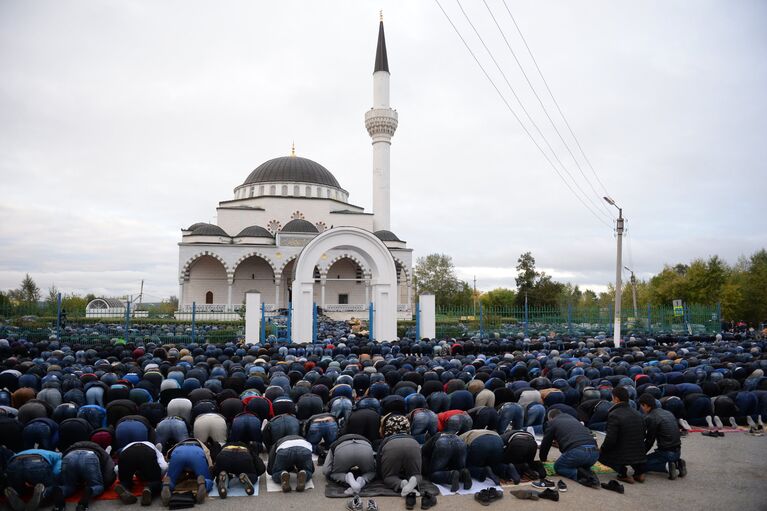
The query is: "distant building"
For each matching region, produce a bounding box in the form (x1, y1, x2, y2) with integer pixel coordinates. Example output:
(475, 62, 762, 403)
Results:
(86, 298, 148, 318)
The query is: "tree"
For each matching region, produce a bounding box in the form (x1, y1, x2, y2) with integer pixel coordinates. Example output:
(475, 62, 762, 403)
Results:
(413, 254, 470, 307)
(480, 288, 517, 309)
(14, 274, 41, 305)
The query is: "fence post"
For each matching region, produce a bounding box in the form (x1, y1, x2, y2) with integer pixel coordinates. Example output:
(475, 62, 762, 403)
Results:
(124, 299, 131, 343)
(647, 304, 652, 335)
(287, 302, 292, 342)
(368, 302, 374, 341)
(260, 303, 266, 342)
(567, 303, 573, 336)
(524, 298, 529, 338)
(191, 302, 196, 343)
(419, 294, 436, 339)
(716, 302, 721, 332)
(56, 292, 62, 339)
(608, 303, 613, 337)
(245, 292, 261, 344)
(479, 303, 484, 338)
(312, 303, 317, 342)
(415, 301, 421, 340)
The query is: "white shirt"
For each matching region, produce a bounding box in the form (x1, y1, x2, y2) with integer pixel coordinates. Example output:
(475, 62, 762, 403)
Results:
(275, 438, 312, 452)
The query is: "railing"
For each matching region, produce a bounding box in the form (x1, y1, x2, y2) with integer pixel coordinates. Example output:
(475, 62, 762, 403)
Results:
(322, 304, 368, 312)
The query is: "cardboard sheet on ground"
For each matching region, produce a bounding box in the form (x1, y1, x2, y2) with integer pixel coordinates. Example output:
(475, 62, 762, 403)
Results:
(435, 478, 502, 496)
(542, 461, 615, 476)
(209, 476, 260, 497)
(265, 472, 315, 492)
(324, 479, 440, 498)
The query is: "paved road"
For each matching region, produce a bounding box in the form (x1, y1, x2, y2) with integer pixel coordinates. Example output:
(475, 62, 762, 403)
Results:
(89, 431, 767, 511)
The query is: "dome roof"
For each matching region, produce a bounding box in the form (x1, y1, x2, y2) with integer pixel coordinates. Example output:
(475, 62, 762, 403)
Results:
(281, 219, 319, 233)
(187, 222, 208, 231)
(235, 225, 274, 238)
(374, 230, 403, 242)
(243, 156, 341, 188)
(188, 223, 229, 237)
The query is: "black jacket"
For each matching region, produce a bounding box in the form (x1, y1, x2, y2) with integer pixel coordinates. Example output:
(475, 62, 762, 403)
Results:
(644, 408, 681, 452)
(64, 441, 116, 488)
(599, 402, 647, 466)
(539, 414, 597, 461)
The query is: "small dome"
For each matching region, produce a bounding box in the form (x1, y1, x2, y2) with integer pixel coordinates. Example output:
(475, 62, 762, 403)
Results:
(243, 156, 341, 188)
(189, 224, 229, 237)
(281, 219, 319, 233)
(187, 222, 208, 231)
(235, 225, 274, 238)
(374, 230, 402, 242)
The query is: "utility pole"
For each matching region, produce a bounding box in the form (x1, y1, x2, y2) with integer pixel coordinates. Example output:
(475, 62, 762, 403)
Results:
(624, 266, 638, 320)
(473, 275, 477, 316)
(604, 197, 624, 348)
(136, 280, 144, 318)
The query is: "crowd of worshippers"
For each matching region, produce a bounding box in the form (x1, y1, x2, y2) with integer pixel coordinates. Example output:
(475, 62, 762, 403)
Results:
(0, 331, 765, 510)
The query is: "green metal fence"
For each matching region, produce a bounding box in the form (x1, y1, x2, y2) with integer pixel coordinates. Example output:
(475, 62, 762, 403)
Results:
(434, 303, 721, 339)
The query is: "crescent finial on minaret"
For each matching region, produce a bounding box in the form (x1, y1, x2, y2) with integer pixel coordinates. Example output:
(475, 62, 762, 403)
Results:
(291, 142, 296, 157)
(380, 10, 383, 21)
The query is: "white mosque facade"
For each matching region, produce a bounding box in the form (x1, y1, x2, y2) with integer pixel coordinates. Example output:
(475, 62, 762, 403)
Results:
(176, 19, 413, 326)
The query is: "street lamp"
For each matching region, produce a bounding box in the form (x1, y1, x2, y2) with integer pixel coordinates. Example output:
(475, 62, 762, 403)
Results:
(624, 266, 638, 320)
(604, 196, 624, 348)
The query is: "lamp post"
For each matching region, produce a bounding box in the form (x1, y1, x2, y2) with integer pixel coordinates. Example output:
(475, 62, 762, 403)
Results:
(604, 196, 624, 348)
(624, 266, 638, 320)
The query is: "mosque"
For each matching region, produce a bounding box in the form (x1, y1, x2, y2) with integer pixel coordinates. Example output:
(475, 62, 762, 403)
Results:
(176, 18, 412, 335)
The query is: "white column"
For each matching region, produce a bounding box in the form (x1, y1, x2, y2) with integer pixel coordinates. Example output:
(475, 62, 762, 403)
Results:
(419, 294, 436, 340)
(365, 278, 370, 304)
(407, 279, 412, 311)
(178, 282, 185, 307)
(366, 70, 397, 232)
(320, 276, 326, 308)
(245, 292, 261, 344)
(275, 277, 282, 308)
(227, 282, 233, 308)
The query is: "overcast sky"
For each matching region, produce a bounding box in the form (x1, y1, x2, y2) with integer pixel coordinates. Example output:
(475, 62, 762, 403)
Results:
(1, 0, 765, 301)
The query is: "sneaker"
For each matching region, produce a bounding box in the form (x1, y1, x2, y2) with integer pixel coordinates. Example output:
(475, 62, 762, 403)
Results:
(449, 470, 460, 493)
(749, 426, 764, 437)
(216, 471, 228, 498)
(115, 484, 138, 505)
(161, 477, 171, 507)
(367, 498, 379, 511)
(140, 488, 152, 507)
(460, 468, 472, 490)
(346, 496, 363, 511)
(677, 458, 687, 478)
(538, 488, 559, 502)
(4, 488, 25, 511)
(601, 480, 624, 494)
(557, 480, 568, 492)
(405, 492, 417, 510)
(239, 473, 255, 496)
(296, 470, 307, 492)
(532, 479, 555, 489)
(668, 461, 678, 480)
(196, 475, 207, 504)
(701, 430, 719, 438)
(421, 492, 437, 510)
(280, 471, 292, 493)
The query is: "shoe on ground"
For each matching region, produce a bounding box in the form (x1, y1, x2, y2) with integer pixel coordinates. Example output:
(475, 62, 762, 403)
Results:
(617, 475, 635, 484)
(296, 470, 307, 492)
(421, 492, 437, 510)
(367, 498, 379, 511)
(405, 492, 417, 510)
(668, 461, 678, 480)
(161, 479, 171, 507)
(196, 475, 207, 504)
(474, 489, 491, 507)
(510, 490, 538, 500)
(701, 430, 718, 438)
(601, 480, 625, 494)
(115, 484, 138, 505)
(4, 487, 25, 511)
(532, 479, 555, 489)
(538, 489, 559, 502)
(449, 470, 460, 493)
(677, 458, 688, 478)
(216, 471, 228, 498)
(280, 471, 292, 493)
(346, 496, 363, 511)
(239, 473, 255, 495)
(460, 468, 472, 490)
(557, 480, 568, 492)
(485, 488, 503, 503)
(140, 488, 152, 507)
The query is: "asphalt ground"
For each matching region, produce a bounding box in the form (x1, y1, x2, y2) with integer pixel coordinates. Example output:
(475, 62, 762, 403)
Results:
(78, 430, 767, 511)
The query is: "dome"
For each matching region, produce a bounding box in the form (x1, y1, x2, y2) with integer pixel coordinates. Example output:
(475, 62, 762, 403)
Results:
(188, 224, 229, 237)
(235, 225, 274, 238)
(374, 230, 403, 242)
(187, 222, 208, 231)
(281, 219, 319, 233)
(243, 156, 341, 188)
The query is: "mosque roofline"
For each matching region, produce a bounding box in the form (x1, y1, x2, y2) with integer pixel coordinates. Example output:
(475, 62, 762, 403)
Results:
(330, 209, 374, 216)
(218, 196, 366, 211)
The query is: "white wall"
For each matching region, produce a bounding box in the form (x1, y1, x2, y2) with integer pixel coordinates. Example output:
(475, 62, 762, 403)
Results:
(184, 256, 229, 306)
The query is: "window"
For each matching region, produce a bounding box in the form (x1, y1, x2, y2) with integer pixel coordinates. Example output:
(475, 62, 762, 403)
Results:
(326, 188, 331, 198)
(249, 187, 254, 198)
(338, 294, 349, 304)
(281, 185, 288, 196)
(293, 185, 299, 196)
(305, 186, 311, 197)
(356, 267, 363, 284)
(205, 291, 213, 304)
(269, 185, 276, 195)
(259, 185, 264, 195)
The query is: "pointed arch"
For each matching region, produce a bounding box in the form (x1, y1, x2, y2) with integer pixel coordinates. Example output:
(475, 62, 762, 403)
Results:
(181, 251, 231, 281)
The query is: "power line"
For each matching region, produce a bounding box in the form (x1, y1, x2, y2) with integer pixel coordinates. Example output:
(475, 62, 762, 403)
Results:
(434, 0, 612, 228)
(482, 0, 614, 219)
(501, 0, 613, 202)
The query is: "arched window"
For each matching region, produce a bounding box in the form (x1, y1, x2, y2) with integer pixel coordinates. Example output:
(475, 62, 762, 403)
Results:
(281, 185, 288, 196)
(293, 185, 300, 196)
(269, 185, 276, 195)
(205, 291, 213, 304)
(259, 185, 265, 195)
(326, 188, 331, 198)
(249, 187, 254, 197)
(305, 186, 311, 197)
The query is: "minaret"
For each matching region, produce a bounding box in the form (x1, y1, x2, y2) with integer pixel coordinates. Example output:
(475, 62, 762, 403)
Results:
(365, 13, 398, 232)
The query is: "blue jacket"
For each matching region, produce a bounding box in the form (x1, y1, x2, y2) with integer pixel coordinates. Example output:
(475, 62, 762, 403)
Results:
(11, 449, 63, 475)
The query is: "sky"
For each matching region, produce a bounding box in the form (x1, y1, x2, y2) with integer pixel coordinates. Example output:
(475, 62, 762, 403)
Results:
(1, 0, 765, 302)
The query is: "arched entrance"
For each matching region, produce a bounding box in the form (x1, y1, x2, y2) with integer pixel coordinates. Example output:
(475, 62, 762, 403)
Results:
(290, 227, 397, 342)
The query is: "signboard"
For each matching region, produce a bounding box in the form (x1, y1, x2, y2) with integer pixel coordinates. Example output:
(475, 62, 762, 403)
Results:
(673, 299, 684, 317)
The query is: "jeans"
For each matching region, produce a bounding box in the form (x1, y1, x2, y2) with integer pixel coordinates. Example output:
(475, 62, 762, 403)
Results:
(116, 420, 150, 451)
(22, 420, 59, 451)
(167, 445, 212, 492)
(305, 421, 338, 452)
(524, 404, 545, 435)
(156, 417, 189, 451)
(466, 435, 511, 481)
(6, 455, 57, 498)
(645, 449, 680, 473)
(497, 403, 524, 433)
(270, 446, 313, 483)
(428, 434, 467, 485)
(193, 413, 228, 444)
(61, 450, 104, 497)
(229, 414, 262, 446)
(685, 395, 714, 427)
(410, 410, 438, 444)
(553, 445, 600, 480)
(443, 414, 473, 435)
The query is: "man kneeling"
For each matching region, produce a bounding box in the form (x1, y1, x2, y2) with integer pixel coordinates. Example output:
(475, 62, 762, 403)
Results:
(638, 394, 686, 479)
